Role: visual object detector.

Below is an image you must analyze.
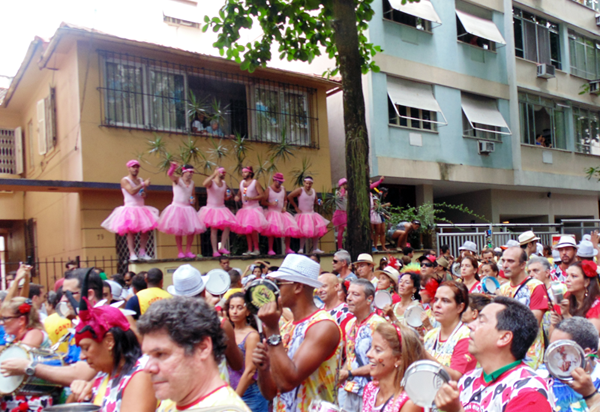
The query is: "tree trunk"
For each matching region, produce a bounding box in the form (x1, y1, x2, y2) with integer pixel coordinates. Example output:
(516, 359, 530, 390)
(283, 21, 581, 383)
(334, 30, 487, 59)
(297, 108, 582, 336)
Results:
(332, 0, 372, 260)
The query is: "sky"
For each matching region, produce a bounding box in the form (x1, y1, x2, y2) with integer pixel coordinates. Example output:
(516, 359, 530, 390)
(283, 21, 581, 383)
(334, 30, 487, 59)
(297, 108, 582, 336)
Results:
(0, 0, 332, 79)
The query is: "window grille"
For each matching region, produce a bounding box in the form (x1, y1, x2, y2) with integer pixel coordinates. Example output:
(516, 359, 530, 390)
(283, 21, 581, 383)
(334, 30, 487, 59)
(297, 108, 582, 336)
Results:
(0, 129, 16, 174)
(115, 231, 156, 273)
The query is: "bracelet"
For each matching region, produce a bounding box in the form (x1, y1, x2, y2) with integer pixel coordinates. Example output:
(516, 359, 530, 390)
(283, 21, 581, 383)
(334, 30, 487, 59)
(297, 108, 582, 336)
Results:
(347, 370, 354, 380)
(583, 390, 598, 401)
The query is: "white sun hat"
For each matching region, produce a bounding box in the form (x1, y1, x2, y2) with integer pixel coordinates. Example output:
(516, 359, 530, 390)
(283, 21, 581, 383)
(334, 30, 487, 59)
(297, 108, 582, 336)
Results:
(168, 264, 209, 297)
(268, 255, 323, 288)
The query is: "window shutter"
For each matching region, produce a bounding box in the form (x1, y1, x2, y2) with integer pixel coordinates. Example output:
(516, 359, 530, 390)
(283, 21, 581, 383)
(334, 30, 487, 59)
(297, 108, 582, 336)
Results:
(37, 99, 47, 155)
(45, 88, 56, 150)
(14, 127, 23, 174)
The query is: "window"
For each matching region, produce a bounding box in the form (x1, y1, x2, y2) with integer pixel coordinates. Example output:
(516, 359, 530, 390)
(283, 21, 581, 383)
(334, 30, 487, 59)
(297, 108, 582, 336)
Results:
(570, 0, 600, 12)
(569, 31, 600, 80)
(518, 93, 567, 149)
(461, 93, 511, 141)
(573, 107, 600, 155)
(382, 0, 435, 31)
(388, 102, 438, 131)
(163, 0, 201, 29)
(386, 77, 446, 132)
(0, 129, 16, 174)
(456, 10, 506, 51)
(513, 8, 561, 69)
(99, 50, 317, 147)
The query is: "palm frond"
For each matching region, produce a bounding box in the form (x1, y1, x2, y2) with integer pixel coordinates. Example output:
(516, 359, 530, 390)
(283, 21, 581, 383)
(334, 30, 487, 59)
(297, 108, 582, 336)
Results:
(207, 137, 228, 161)
(290, 157, 315, 188)
(268, 127, 296, 164)
(147, 133, 167, 156)
(187, 90, 210, 121)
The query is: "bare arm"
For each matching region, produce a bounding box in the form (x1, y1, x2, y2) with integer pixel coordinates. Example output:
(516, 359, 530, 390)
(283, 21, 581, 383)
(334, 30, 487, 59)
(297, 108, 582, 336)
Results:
(121, 177, 147, 196)
(120, 371, 157, 412)
(260, 187, 271, 207)
(0, 360, 98, 387)
(222, 319, 244, 371)
(21, 329, 43, 348)
(236, 331, 260, 397)
(532, 309, 545, 325)
(5, 264, 30, 302)
(253, 339, 278, 401)
(203, 170, 219, 188)
(287, 188, 302, 213)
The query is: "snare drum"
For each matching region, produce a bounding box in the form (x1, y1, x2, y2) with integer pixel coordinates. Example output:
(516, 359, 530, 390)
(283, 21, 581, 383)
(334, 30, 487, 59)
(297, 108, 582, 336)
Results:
(0, 344, 64, 396)
(544, 339, 586, 381)
(244, 279, 280, 314)
(404, 305, 424, 328)
(402, 360, 450, 407)
(481, 276, 500, 295)
(374, 290, 392, 310)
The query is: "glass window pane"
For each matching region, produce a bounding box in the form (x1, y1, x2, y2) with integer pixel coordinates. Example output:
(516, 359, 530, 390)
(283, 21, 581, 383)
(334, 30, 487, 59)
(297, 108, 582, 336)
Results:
(410, 107, 420, 129)
(105, 62, 144, 127)
(524, 20, 538, 62)
(537, 25, 551, 64)
(399, 105, 408, 127)
(514, 18, 524, 57)
(550, 32, 560, 68)
(553, 109, 567, 149)
(149, 71, 186, 131)
(576, 42, 587, 77)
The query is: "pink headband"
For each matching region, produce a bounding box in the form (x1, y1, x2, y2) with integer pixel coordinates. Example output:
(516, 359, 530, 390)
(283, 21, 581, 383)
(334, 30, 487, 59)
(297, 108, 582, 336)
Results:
(217, 167, 226, 175)
(126, 160, 140, 168)
(304, 177, 314, 183)
(242, 167, 251, 173)
(181, 166, 195, 173)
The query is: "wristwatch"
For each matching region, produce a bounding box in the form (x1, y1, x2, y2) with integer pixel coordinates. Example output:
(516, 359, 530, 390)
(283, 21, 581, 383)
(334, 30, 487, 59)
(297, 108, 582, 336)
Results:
(347, 370, 354, 380)
(267, 334, 282, 346)
(24, 361, 36, 377)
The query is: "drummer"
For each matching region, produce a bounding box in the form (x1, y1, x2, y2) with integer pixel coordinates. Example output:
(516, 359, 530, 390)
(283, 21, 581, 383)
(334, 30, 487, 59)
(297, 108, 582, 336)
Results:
(435, 296, 553, 412)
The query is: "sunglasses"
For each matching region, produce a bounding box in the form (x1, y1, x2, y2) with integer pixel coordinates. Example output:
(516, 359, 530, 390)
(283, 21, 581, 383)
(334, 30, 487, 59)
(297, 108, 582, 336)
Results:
(273, 280, 295, 287)
(0, 315, 22, 322)
(421, 263, 433, 268)
(332, 259, 339, 264)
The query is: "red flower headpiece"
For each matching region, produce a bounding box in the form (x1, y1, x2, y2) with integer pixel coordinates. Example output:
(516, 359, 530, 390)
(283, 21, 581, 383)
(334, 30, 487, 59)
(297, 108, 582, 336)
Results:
(424, 278, 440, 297)
(388, 255, 401, 270)
(582, 260, 598, 278)
(18, 299, 32, 314)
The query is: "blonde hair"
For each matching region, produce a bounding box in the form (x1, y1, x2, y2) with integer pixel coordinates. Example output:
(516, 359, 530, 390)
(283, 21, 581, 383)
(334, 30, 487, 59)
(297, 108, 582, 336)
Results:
(2, 297, 42, 330)
(375, 322, 428, 389)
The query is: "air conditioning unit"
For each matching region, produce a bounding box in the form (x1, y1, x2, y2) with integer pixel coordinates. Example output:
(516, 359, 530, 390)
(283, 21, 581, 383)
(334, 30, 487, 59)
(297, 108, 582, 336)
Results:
(537, 64, 555, 79)
(590, 80, 600, 96)
(478, 140, 495, 155)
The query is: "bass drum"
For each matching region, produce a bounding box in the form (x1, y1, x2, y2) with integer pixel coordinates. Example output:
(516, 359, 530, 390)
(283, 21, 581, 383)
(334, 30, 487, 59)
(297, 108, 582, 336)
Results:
(0, 344, 64, 396)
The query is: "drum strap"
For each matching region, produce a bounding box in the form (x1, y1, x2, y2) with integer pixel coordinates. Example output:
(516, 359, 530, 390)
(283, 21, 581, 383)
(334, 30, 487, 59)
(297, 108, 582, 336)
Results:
(512, 277, 533, 299)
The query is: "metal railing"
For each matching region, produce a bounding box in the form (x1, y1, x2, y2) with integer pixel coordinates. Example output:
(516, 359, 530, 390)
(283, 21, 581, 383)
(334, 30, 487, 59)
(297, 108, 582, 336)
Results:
(561, 219, 600, 240)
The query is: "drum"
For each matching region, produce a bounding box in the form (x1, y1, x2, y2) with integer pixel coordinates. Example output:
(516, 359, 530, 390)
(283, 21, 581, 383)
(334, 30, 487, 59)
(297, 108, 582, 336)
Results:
(309, 399, 341, 412)
(404, 305, 424, 328)
(544, 339, 586, 381)
(402, 360, 450, 407)
(244, 279, 280, 315)
(481, 276, 500, 294)
(0, 344, 64, 396)
(43, 405, 101, 412)
(205, 269, 231, 296)
(374, 290, 392, 310)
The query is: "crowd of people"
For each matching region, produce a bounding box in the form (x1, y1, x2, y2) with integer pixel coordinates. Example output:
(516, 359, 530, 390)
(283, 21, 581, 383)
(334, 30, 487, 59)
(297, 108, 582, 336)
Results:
(1, 226, 600, 412)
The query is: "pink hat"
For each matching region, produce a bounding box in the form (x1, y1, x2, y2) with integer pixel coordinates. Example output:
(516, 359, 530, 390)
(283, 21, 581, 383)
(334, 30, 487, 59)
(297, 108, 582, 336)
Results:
(217, 167, 226, 175)
(273, 173, 285, 182)
(126, 159, 140, 168)
(338, 178, 347, 187)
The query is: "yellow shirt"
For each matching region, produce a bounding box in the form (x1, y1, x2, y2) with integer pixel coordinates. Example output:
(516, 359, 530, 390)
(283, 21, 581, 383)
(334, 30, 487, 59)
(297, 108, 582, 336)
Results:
(137, 287, 172, 315)
(156, 385, 250, 412)
(43, 313, 72, 353)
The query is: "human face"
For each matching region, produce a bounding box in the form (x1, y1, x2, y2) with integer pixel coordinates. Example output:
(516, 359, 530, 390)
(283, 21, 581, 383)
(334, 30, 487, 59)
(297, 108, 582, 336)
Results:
(501, 248, 525, 280)
(460, 259, 476, 280)
(377, 273, 392, 290)
(317, 275, 338, 304)
(252, 267, 262, 277)
(432, 286, 464, 325)
(128, 164, 140, 177)
(397, 274, 416, 298)
(346, 284, 371, 315)
(420, 261, 434, 278)
(182, 170, 194, 184)
(356, 263, 373, 279)
(242, 170, 250, 180)
(219, 259, 231, 271)
(559, 247, 577, 266)
(528, 262, 549, 283)
(565, 266, 589, 294)
(143, 331, 211, 404)
(124, 274, 133, 287)
(103, 286, 111, 303)
(461, 306, 477, 324)
(79, 336, 114, 374)
(273, 180, 282, 189)
(61, 278, 81, 303)
(228, 297, 249, 325)
(467, 303, 505, 358)
(1, 310, 24, 336)
(332, 256, 345, 274)
(480, 264, 497, 279)
(303, 179, 313, 191)
(366, 331, 400, 381)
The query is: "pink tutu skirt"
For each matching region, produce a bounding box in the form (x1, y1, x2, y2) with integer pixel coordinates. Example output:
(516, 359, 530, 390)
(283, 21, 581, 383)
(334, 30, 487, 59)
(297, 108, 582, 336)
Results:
(157, 203, 206, 236)
(234, 207, 268, 235)
(198, 205, 238, 230)
(370, 210, 382, 225)
(332, 210, 347, 227)
(295, 212, 330, 238)
(263, 210, 301, 237)
(101, 205, 159, 235)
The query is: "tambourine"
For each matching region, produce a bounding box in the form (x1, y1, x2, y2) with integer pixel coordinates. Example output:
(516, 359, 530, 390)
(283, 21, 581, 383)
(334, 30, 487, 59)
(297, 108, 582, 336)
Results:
(549, 283, 565, 305)
(244, 279, 280, 315)
(451, 262, 461, 278)
(402, 360, 450, 407)
(481, 276, 500, 294)
(43, 405, 101, 412)
(544, 339, 586, 381)
(404, 305, 424, 328)
(374, 290, 392, 310)
(206, 269, 231, 296)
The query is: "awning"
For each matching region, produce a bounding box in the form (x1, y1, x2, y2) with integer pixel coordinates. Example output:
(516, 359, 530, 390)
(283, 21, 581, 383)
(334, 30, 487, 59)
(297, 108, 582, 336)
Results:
(456, 9, 506, 45)
(461, 94, 511, 135)
(388, 0, 442, 24)
(387, 77, 448, 125)
(163, 1, 202, 24)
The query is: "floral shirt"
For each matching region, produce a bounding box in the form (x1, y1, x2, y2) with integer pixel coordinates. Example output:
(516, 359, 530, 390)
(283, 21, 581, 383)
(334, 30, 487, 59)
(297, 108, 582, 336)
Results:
(550, 264, 566, 283)
(498, 277, 548, 370)
(362, 382, 411, 412)
(275, 310, 342, 412)
(343, 313, 386, 395)
(91, 355, 148, 412)
(328, 302, 355, 340)
(541, 360, 600, 412)
(157, 385, 251, 412)
(424, 322, 477, 374)
(458, 363, 553, 412)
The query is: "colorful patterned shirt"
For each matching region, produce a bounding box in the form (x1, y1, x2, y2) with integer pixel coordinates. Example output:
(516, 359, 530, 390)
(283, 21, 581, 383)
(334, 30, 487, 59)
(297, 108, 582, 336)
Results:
(424, 322, 477, 374)
(541, 360, 600, 412)
(328, 302, 355, 340)
(498, 277, 548, 370)
(542, 282, 567, 338)
(343, 313, 386, 395)
(275, 310, 342, 412)
(91, 356, 148, 412)
(550, 264, 566, 283)
(157, 385, 251, 412)
(362, 382, 411, 412)
(458, 363, 553, 412)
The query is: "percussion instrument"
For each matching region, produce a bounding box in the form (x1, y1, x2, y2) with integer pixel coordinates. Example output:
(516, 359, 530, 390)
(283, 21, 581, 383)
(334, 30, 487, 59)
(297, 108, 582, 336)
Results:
(205, 269, 231, 296)
(244, 279, 280, 315)
(309, 399, 341, 412)
(481, 276, 501, 294)
(0, 344, 64, 396)
(404, 305, 424, 328)
(451, 262, 461, 278)
(402, 360, 450, 407)
(314, 295, 325, 309)
(374, 290, 392, 310)
(544, 339, 586, 381)
(43, 404, 101, 412)
(549, 283, 565, 305)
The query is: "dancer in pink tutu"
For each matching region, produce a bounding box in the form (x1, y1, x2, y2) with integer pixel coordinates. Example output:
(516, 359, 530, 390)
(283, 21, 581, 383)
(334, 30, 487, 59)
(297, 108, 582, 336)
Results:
(157, 162, 205, 259)
(234, 166, 268, 256)
(261, 173, 299, 256)
(101, 160, 159, 261)
(332, 177, 347, 251)
(288, 176, 330, 254)
(198, 167, 237, 257)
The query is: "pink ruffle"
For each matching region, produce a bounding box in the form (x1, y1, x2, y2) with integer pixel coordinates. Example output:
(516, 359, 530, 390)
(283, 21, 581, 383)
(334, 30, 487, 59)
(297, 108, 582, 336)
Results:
(233, 207, 268, 234)
(157, 203, 206, 236)
(198, 205, 238, 230)
(332, 210, 347, 227)
(295, 212, 330, 238)
(101, 206, 159, 235)
(370, 210, 382, 225)
(263, 210, 301, 237)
